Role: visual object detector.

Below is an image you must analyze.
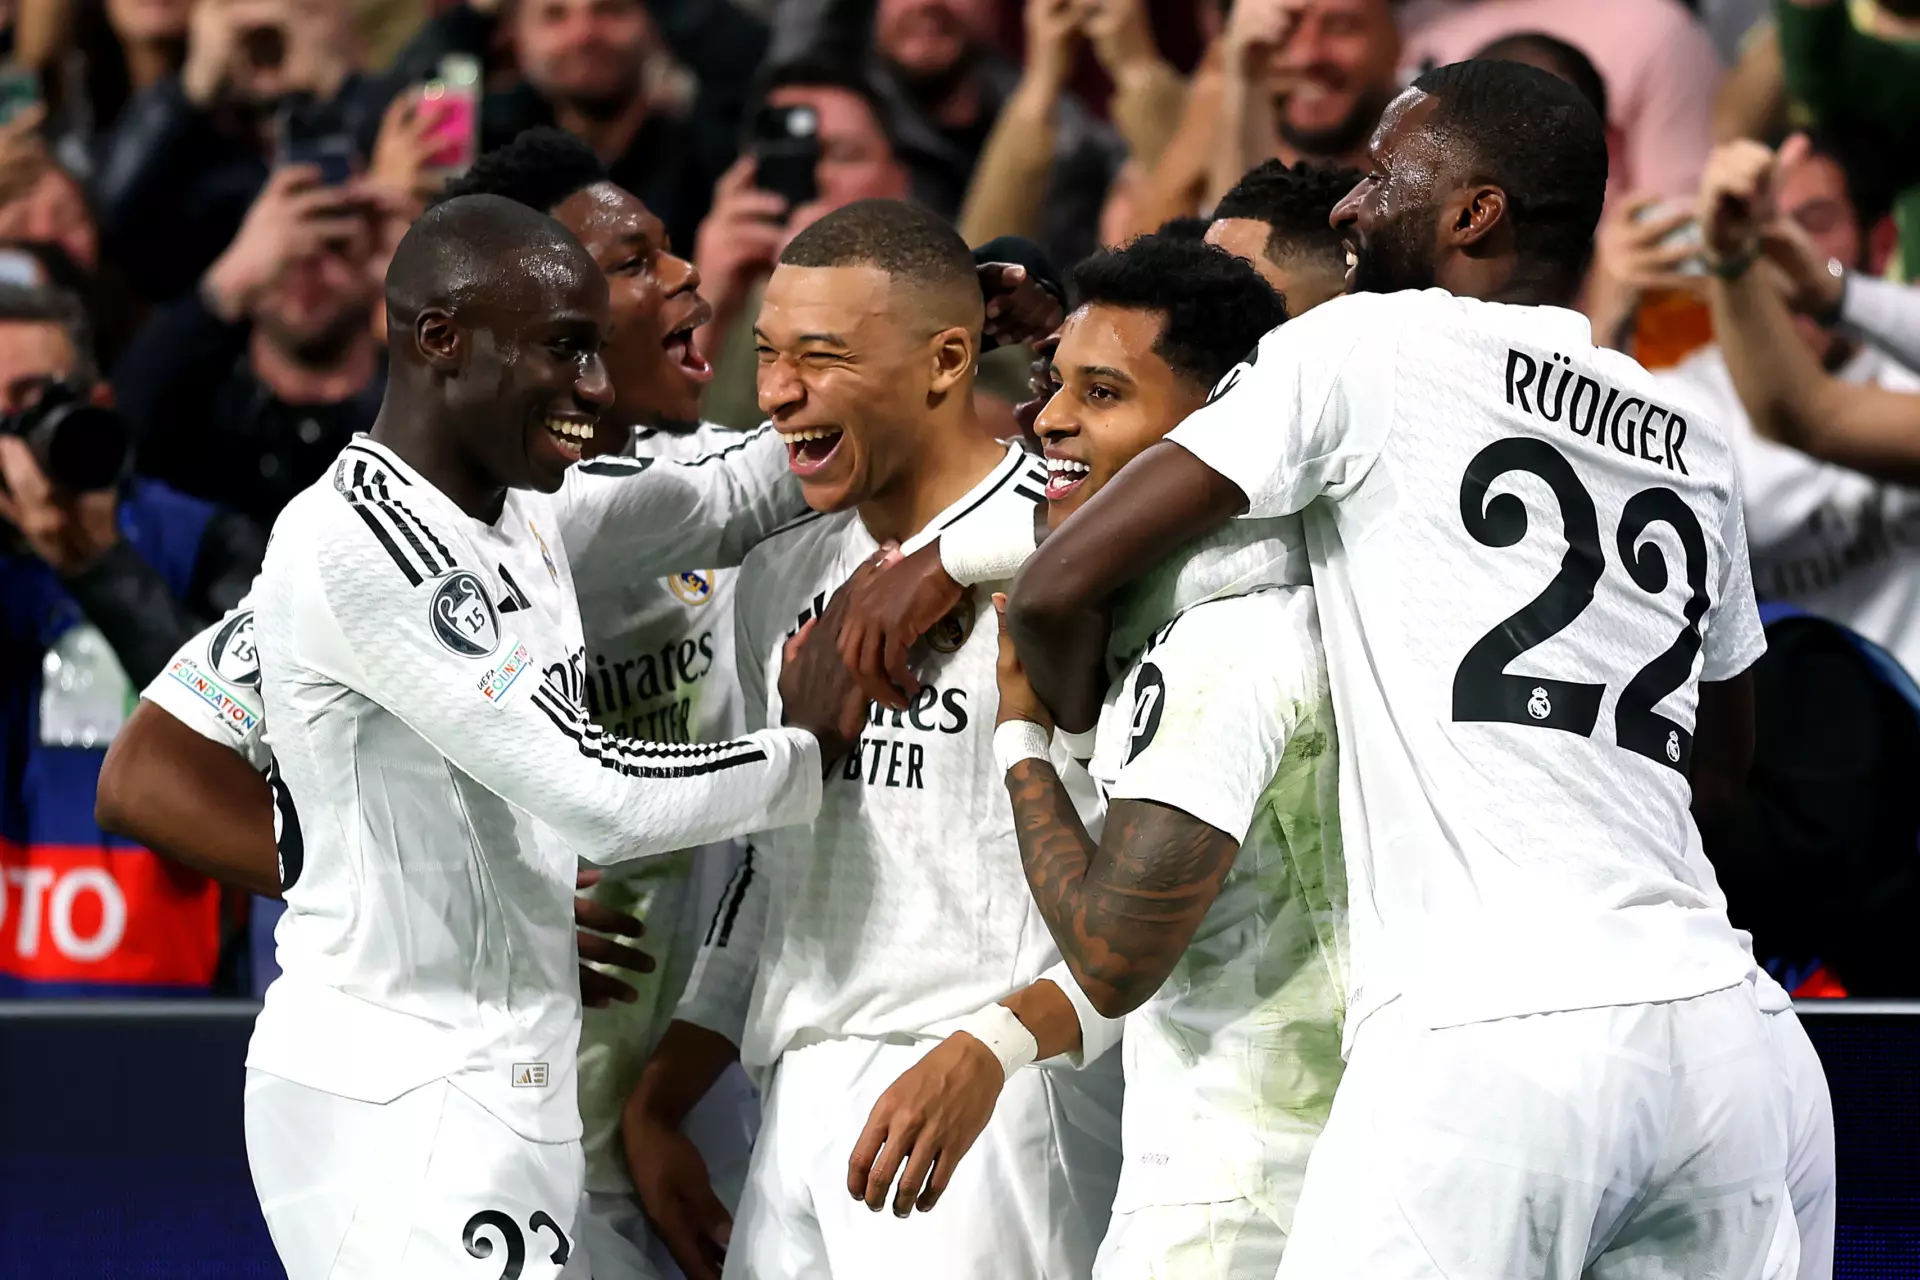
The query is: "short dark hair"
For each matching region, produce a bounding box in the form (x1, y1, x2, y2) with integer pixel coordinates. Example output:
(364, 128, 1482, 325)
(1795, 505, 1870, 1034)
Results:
(0, 283, 99, 380)
(434, 127, 609, 214)
(386, 194, 591, 323)
(1069, 235, 1288, 392)
(780, 198, 979, 305)
(1213, 159, 1363, 269)
(1155, 215, 1212, 241)
(1410, 59, 1609, 295)
(1473, 33, 1609, 123)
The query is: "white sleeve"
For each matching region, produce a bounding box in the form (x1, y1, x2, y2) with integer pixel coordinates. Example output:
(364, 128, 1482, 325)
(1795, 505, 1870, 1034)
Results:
(733, 551, 774, 736)
(138, 593, 272, 774)
(1699, 471, 1767, 682)
(1164, 295, 1387, 520)
(674, 845, 768, 1045)
(1035, 958, 1124, 1067)
(1838, 274, 1920, 374)
(939, 491, 1040, 587)
(554, 425, 808, 587)
(1100, 593, 1316, 841)
(265, 508, 824, 865)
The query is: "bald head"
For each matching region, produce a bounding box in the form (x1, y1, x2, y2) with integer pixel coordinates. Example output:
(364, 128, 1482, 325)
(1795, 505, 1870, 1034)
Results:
(385, 193, 603, 335)
(779, 198, 983, 336)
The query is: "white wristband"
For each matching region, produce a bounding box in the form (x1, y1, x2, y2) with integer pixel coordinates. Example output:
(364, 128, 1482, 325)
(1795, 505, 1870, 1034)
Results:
(953, 1002, 1040, 1081)
(939, 509, 1038, 586)
(1057, 725, 1098, 761)
(993, 719, 1052, 776)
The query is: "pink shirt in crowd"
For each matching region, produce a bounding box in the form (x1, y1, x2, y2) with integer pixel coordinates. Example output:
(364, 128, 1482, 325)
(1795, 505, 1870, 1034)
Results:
(1398, 0, 1724, 200)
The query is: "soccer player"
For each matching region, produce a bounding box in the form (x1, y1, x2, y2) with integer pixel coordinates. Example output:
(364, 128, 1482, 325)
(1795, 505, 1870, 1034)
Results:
(240, 195, 865, 1280)
(1007, 61, 1789, 1277)
(1206, 159, 1362, 313)
(629, 199, 1124, 1280)
(881, 232, 1340, 1277)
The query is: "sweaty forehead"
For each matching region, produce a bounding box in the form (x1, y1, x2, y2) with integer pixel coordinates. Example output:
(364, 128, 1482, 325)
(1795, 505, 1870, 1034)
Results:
(760, 264, 903, 336)
(486, 244, 607, 314)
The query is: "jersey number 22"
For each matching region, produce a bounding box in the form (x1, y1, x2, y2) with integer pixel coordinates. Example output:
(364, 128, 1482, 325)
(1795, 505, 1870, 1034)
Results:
(1451, 438, 1709, 775)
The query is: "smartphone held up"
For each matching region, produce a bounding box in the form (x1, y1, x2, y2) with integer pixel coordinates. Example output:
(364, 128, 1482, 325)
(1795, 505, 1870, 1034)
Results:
(752, 104, 820, 211)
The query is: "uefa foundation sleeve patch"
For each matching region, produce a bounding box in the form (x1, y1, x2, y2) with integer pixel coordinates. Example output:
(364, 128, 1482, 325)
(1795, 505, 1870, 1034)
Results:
(477, 641, 533, 706)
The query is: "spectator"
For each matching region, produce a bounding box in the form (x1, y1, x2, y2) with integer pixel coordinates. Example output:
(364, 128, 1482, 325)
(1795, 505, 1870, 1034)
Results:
(0, 104, 99, 275)
(1206, 157, 1359, 312)
(775, 0, 1123, 270)
(380, 0, 768, 258)
(89, 0, 364, 302)
(0, 282, 260, 995)
(15, 0, 192, 176)
(958, 0, 1183, 255)
(1400, 0, 1723, 200)
(112, 163, 385, 526)
(1132, 0, 1398, 233)
(1773, 0, 1920, 281)
(692, 59, 911, 430)
(1632, 134, 1920, 676)
(1208, 0, 1400, 205)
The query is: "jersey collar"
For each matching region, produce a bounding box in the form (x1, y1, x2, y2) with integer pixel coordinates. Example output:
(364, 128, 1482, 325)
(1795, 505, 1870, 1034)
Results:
(900, 443, 1033, 557)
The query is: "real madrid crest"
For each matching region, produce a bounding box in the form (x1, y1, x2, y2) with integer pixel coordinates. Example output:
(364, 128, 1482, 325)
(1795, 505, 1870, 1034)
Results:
(670, 571, 715, 606)
(926, 594, 975, 654)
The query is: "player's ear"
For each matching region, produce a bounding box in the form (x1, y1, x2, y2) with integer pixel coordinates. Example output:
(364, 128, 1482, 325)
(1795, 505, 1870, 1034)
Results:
(414, 307, 463, 373)
(1451, 184, 1508, 250)
(927, 325, 974, 399)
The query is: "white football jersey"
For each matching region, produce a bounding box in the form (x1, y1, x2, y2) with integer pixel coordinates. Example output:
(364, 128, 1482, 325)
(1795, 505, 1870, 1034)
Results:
(565, 423, 755, 1194)
(1656, 344, 1920, 675)
(1167, 289, 1766, 1040)
(246, 435, 820, 1142)
(1089, 587, 1344, 1229)
(716, 444, 1118, 1078)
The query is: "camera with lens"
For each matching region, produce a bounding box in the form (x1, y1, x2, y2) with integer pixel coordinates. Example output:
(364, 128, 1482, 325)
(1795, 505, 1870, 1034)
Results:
(0, 379, 132, 492)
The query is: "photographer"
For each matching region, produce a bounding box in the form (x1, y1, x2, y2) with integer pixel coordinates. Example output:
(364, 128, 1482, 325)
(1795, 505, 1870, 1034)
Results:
(111, 162, 385, 525)
(89, 0, 370, 301)
(0, 283, 260, 995)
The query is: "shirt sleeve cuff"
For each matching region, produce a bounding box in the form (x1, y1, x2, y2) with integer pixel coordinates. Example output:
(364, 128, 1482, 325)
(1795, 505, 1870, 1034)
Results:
(1036, 959, 1124, 1067)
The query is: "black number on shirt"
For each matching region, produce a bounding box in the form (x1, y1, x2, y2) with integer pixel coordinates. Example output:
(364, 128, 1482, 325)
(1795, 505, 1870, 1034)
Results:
(266, 756, 305, 892)
(462, 1211, 525, 1279)
(461, 1208, 571, 1278)
(1453, 440, 1712, 772)
(1615, 488, 1710, 773)
(1453, 438, 1606, 735)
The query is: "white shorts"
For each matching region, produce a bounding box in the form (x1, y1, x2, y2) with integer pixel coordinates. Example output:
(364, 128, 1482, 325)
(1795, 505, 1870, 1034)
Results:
(245, 1069, 585, 1280)
(1092, 1199, 1287, 1280)
(1767, 1009, 1836, 1280)
(722, 1036, 1122, 1280)
(1276, 984, 1790, 1280)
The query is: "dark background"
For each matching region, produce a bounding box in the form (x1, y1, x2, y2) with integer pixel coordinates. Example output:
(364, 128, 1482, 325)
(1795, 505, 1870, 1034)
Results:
(2, 1002, 1916, 1279)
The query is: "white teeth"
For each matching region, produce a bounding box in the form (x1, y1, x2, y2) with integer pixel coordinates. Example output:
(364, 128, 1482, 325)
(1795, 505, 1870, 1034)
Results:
(784, 428, 843, 443)
(547, 419, 594, 440)
(1346, 249, 1358, 267)
(1047, 459, 1090, 476)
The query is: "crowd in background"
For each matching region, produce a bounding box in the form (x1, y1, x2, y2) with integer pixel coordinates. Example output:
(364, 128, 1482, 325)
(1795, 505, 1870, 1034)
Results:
(4, 0, 1920, 1003)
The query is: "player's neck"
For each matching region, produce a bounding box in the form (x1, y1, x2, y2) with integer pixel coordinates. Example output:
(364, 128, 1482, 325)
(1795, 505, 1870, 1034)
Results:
(1443, 255, 1578, 311)
(369, 405, 507, 524)
(856, 415, 1007, 547)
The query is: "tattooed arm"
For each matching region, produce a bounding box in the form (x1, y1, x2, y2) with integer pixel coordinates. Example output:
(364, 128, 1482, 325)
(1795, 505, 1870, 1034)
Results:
(992, 592, 1243, 1019)
(1005, 765, 1240, 1018)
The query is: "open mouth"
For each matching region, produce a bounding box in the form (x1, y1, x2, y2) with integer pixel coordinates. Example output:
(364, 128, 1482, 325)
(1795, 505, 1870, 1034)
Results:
(662, 304, 714, 384)
(782, 427, 844, 477)
(1044, 456, 1090, 502)
(1343, 241, 1359, 283)
(541, 415, 595, 463)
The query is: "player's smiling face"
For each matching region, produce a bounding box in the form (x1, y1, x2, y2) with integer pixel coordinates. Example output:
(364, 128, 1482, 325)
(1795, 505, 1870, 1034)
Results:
(1035, 304, 1210, 530)
(1330, 89, 1445, 295)
(755, 263, 953, 513)
(551, 183, 712, 448)
(444, 250, 615, 495)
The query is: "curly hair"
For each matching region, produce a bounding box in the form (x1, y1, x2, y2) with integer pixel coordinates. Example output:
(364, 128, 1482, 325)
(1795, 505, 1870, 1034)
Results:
(432, 128, 610, 215)
(1069, 234, 1287, 392)
(1212, 159, 1362, 270)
